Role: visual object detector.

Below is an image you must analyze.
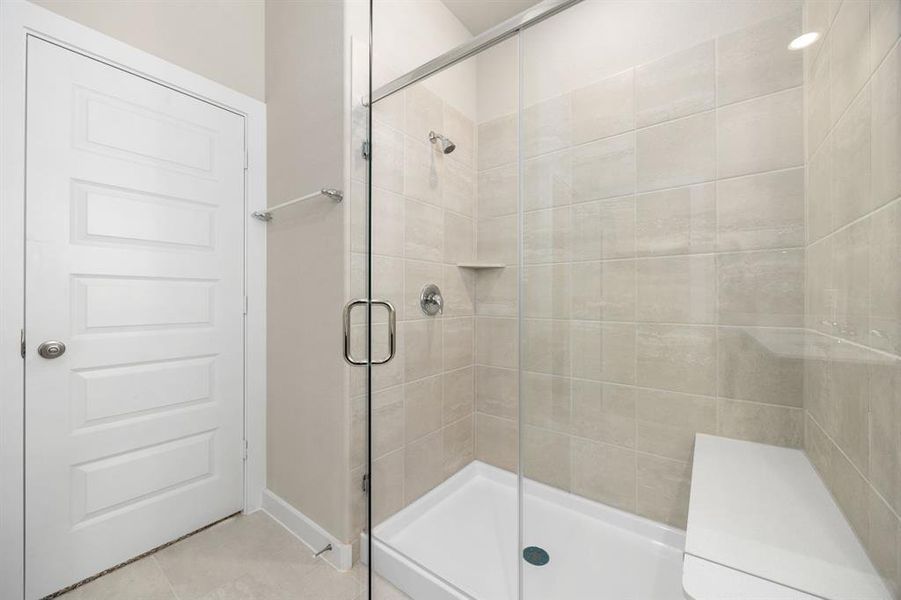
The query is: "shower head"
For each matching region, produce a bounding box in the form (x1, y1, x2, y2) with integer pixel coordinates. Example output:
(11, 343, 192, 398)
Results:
(428, 130, 456, 154)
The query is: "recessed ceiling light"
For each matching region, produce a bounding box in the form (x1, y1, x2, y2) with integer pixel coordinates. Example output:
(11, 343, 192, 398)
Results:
(788, 32, 821, 50)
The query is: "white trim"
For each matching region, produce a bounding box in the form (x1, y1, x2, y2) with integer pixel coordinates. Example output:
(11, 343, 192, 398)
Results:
(261, 490, 354, 572)
(364, 461, 686, 600)
(0, 3, 267, 598)
(362, 534, 470, 600)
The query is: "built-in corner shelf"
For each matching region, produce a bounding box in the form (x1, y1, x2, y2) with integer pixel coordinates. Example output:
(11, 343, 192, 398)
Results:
(456, 263, 505, 270)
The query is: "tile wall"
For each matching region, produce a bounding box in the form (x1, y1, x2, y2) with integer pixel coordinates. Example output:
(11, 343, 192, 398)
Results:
(352, 2, 901, 594)
(474, 8, 808, 529)
(349, 84, 478, 531)
(803, 0, 900, 595)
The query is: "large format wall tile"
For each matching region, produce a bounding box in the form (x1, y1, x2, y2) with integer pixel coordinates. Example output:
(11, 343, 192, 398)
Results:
(571, 260, 635, 321)
(716, 8, 802, 105)
(404, 319, 443, 380)
(869, 200, 901, 355)
(478, 164, 518, 218)
(832, 219, 870, 345)
(717, 168, 805, 251)
(717, 87, 804, 178)
(871, 42, 901, 209)
(477, 215, 518, 265)
(717, 327, 804, 407)
(570, 381, 636, 448)
(869, 360, 901, 516)
(571, 198, 636, 260)
(405, 199, 444, 262)
(475, 366, 518, 420)
(405, 85, 443, 141)
(523, 150, 573, 211)
(571, 322, 636, 384)
(404, 137, 443, 206)
(798, 5, 901, 586)
(478, 114, 517, 171)
(635, 183, 716, 256)
(443, 367, 474, 423)
(636, 454, 692, 528)
(522, 426, 572, 490)
(405, 376, 443, 443)
(475, 413, 518, 472)
(635, 388, 717, 462)
(521, 318, 571, 376)
(637, 111, 716, 191)
(523, 94, 572, 158)
(404, 430, 444, 503)
(572, 439, 636, 511)
(717, 249, 805, 327)
(521, 372, 571, 433)
(636, 324, 717, 396)
(475, 317, 518, 369)
(571, 133, 636, 202)
(832, 86, 872, 229)
(829, 0, 871, 125)
(636, 41, 716, 127)
(572, 69, 635, 144)
(717, 398, 803, 448)
(444, 103, 475, 169)
(523, 264, 571, 319)
(635, 255, 716, 324)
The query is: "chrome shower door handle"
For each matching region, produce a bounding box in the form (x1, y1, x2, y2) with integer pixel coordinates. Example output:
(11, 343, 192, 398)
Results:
(342, 299, 396, 366)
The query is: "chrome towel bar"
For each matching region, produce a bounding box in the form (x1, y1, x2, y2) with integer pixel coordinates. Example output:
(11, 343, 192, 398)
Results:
(251, 187, 343, 221)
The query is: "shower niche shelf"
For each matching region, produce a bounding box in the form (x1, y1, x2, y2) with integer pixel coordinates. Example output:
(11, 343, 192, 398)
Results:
(456, 263, 505, 270)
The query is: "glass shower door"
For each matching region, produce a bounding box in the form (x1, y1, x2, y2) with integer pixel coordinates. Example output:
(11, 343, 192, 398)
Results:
(364, 32, 520, 598)
(516, 1, 846, 599)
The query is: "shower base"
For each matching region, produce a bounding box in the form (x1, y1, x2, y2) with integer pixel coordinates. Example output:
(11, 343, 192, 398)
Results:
(364, 461, 685, 600)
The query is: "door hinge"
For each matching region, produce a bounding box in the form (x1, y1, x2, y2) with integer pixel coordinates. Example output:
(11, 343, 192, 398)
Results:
(243, 295, 248, 316)
(243, 439, 249, 461)
(362, 473, 369, 493)
(361, 140, 370, 161)
(244, 149, 249, 170)
(20, 329, 25, 358)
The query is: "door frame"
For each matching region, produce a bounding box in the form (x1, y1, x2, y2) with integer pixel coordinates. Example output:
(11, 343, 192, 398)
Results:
(0, 3, 267, 598)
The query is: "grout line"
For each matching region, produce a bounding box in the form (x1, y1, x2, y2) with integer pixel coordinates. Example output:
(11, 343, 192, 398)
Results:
(153, 555, 181, 600)
(807, 412, 901, 525)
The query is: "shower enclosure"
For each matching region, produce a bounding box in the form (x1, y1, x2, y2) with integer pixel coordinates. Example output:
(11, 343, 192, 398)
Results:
(352, 0, 901, 598)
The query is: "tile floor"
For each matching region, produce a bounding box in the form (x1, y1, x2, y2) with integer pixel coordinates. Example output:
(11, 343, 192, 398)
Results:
(57, 512, 410, 600)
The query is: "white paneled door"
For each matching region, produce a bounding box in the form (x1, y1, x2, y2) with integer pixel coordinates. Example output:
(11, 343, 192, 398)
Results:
(24, 38, 246, 599)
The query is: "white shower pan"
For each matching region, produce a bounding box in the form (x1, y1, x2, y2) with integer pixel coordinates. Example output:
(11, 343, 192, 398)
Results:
(364, 461, 685, 600)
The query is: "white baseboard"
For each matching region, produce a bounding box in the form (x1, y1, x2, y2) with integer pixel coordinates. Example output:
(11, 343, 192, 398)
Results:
(261, 489, 353, 571)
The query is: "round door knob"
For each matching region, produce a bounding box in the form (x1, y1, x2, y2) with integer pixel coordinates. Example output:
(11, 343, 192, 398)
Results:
(37, 340, 66, 359)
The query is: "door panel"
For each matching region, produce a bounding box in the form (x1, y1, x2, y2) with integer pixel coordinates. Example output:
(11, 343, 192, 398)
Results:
(24, 38, 246, 599)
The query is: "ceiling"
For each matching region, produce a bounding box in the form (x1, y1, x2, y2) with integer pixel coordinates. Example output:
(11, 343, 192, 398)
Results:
(440, 0, 543, 35)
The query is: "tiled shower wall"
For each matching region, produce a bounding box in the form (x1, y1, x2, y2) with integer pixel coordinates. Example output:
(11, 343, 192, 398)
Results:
(474, 8, 809, 529)
(802, 0, 901, 594)
(349, 83, 478, 532)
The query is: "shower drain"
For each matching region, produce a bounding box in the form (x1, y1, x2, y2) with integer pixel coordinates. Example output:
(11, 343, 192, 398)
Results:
(522, 546, 550, 566)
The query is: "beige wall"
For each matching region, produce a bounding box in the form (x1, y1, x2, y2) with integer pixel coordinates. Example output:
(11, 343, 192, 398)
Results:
(31, 0, 265, 100)
(803, 0, 901, 594)
(265, 0, 350, 542)
(474, 6, 807, 530)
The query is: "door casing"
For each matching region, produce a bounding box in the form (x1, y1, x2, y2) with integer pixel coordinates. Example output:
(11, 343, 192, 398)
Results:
(0, 3, 267, 598)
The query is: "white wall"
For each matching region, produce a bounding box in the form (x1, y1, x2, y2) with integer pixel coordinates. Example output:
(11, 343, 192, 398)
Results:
(372, 0, 477, 120)
(30, 0, 265, 100)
